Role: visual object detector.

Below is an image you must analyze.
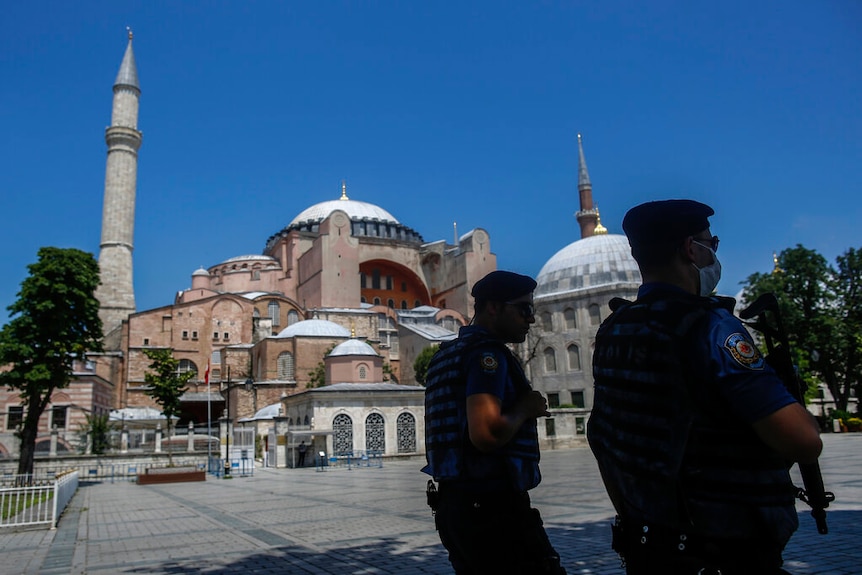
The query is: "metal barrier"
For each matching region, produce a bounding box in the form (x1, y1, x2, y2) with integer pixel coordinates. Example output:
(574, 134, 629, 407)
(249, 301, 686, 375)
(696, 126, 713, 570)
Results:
(207, 456, 254, 478)
(315, 451, 383, 472)
(0, 470, 79, 530)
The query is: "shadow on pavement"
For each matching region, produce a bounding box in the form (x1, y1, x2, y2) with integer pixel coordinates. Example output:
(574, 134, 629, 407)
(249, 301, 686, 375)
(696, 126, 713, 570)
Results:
(121, 510, 860, 575)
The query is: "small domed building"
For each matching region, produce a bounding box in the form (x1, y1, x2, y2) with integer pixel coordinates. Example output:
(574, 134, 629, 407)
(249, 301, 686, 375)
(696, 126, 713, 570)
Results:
(525, 136, 641, 446)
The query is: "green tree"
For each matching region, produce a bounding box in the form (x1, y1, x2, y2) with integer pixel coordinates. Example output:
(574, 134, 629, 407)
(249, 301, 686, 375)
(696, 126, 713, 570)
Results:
(143, 348, 194, 464)
(413, 344, 440, 386)
(307, 345, 336, 388)
(742, 245, 862, 413)
(78, 412, 116, 455)
(0, 247, 103, 477)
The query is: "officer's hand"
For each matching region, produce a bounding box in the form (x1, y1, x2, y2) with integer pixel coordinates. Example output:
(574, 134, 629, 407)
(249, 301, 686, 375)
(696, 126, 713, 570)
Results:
(521, 390, 551, 418)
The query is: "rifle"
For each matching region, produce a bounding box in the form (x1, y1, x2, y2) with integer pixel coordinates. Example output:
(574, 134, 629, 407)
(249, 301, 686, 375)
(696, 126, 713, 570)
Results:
(740, 292, 835, 534)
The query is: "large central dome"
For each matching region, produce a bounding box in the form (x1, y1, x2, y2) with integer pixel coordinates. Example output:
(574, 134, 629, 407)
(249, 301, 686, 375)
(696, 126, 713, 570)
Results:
(290, 198, 399, 227)
(535, 234, 641, 298)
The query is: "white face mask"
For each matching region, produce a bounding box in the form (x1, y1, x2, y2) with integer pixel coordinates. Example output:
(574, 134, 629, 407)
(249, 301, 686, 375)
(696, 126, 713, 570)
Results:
(692, 242, 722, 296)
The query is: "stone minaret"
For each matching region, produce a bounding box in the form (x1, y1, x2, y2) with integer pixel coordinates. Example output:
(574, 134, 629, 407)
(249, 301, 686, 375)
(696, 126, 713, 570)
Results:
(574, 133, 598, 239)
(95, 30, 141, 343)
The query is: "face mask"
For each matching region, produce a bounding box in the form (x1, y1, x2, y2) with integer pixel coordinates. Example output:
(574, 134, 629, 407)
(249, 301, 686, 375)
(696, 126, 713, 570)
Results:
(692, 243, 721, 296)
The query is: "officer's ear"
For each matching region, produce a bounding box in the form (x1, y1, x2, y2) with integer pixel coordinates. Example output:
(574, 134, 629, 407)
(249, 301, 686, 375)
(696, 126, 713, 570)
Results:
(679, 236, 698, 264)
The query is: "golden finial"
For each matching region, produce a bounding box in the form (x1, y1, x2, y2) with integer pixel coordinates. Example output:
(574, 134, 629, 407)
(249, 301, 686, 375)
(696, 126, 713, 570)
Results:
(772, 252, 783, 274)
(350, 320, 356, 338)
(340, 180, 349, 200)
(593, 206, 608, 235)
(127, 27, 133, 40)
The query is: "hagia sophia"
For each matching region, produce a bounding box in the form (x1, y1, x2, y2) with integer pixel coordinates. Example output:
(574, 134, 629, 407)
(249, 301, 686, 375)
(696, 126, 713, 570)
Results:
(0, 34, 641, 464)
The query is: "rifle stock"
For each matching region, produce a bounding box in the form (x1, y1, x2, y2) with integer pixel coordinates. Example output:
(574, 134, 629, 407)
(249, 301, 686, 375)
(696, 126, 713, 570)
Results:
(741, 293, 835, 535)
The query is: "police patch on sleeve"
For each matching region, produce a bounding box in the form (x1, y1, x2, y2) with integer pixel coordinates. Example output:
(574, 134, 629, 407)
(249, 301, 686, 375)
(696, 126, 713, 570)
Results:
(479, 352, 499, 373)
(723, 333, 765, 370)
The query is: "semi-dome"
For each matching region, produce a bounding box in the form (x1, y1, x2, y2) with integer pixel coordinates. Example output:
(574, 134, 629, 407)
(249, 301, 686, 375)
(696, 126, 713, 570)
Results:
(275, 319, 351, 338)
(290, 198, 399, 227)
(329, 339, 379, 357)
(535, 234, 641, 298)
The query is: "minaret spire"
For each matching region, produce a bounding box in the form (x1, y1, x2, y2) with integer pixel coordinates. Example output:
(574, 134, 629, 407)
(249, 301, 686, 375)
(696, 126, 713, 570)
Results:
(574, 133, 598, 238)
(95, 31, 143, 346)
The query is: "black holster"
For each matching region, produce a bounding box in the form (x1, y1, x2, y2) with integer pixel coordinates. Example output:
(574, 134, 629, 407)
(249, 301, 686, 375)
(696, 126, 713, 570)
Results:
(426, 479, 439, 515)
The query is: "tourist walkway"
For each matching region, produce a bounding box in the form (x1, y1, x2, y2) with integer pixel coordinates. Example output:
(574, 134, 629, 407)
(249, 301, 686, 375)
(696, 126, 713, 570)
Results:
(2, 433, 859, 574)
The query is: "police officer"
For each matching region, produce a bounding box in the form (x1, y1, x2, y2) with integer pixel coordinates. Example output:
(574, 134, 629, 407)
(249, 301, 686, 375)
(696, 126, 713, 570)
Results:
(587, 200, 823, 575)
(423, 270, 566, 574)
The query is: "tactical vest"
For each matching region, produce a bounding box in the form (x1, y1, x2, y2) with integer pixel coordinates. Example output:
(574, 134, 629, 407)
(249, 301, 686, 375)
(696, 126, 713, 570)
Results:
(423, 329, 540, 492)
(587, 293, 798, 543)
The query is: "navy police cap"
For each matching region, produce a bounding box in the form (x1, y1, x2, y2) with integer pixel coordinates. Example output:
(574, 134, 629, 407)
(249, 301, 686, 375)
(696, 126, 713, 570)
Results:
(622, 199, 714, 248)
(471, 270, 537, 302)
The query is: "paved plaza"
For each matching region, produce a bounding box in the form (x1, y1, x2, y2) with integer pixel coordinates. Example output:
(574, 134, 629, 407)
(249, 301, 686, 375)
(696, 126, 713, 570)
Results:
(1, 433, 859, 574)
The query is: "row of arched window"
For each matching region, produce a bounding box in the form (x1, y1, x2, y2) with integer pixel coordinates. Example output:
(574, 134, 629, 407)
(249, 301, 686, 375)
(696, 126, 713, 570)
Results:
(265, 301, 300, 328)
(537, 304, 603, 333)
(543, 344, 582, 373)
(332, 412, 417, 454)
(361, 296, 423, 309)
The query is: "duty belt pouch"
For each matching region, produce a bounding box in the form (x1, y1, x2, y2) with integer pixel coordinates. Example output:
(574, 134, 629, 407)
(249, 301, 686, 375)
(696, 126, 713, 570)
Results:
(426, 480, 440, 514)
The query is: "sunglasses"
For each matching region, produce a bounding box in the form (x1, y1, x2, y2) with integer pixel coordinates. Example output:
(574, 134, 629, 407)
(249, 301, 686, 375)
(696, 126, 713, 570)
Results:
(693, 235, 720, 253)
(505, 301, 535, 318)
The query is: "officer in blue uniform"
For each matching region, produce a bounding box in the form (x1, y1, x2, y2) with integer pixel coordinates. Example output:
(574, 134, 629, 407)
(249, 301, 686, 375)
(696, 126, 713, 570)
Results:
(423, 270, 566, 574)
(587, 199, 823, 575)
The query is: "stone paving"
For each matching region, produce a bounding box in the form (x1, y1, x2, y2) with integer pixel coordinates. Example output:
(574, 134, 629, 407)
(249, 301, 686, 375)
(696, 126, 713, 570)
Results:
(1, 433, 860, 574)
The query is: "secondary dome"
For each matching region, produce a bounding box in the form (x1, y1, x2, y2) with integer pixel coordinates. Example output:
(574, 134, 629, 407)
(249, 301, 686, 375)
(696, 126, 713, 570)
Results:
(535, 234, 641, 298)
(275, 319, 351, 338)
(329, 339, 379, 357)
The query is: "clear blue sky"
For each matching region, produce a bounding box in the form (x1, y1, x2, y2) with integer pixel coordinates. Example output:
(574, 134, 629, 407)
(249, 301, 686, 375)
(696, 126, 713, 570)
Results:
(2, 1, 860, 323)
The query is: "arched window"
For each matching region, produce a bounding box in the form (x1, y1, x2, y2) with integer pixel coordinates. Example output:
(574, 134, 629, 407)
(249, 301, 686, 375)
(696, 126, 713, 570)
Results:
(544, 347, 557, 373)
(178, 359, 197, 376)
(304, 415, 309, 426)
(268, 301, 280, 327)
(401, 300, 408, 309)
(360, 272, 367, 288)
(374, 297, 381, 305)
(358, 365, 367, 379)
(541, 312, 553, 332)
(397, 412, 416, 453)
(567, 344, 581, 371)
(564, 308, 576, 330)
(365, 413, 385, 453)
(287, 310, 299, 325)
(589, 304, 602, 326)
(387, 299, 395, 308)
(277, 352, 295, 380)
(333, 414, 353, 455)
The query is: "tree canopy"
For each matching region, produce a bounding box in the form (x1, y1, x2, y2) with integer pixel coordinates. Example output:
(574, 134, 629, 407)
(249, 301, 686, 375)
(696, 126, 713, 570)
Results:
(413, 344, 440, 386)
(742, 245, 862, 415)
(0, 247, 103, 476)
(143, 348, 194, 463)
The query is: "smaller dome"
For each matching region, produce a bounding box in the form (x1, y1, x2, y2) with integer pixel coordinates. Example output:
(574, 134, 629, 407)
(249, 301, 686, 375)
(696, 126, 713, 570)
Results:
(329, 339, 379, 357)
(536, 234, 641, 298)
(239, 403, 282, 422)
(192, 267, 209, 277)
(222, 255, 278, 264)
(275, 319, 351, 338)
